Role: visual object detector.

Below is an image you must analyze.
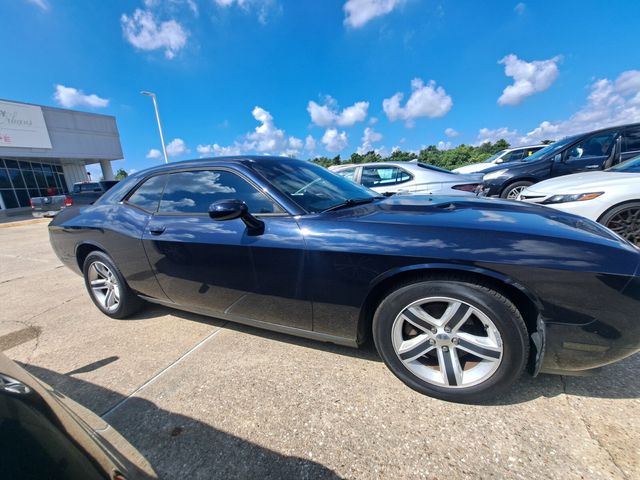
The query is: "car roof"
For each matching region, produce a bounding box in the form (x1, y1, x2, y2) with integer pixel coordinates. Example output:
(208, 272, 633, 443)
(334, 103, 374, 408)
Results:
(131, 155, 302, 177)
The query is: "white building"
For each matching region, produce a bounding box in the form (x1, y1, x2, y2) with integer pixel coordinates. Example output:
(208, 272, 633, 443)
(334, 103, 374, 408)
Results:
(0, 99, 122, 215)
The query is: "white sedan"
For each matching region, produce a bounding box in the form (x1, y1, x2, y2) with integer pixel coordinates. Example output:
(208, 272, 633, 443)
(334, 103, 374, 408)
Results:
(329, 161, 483, 196)
(517, 155, 640, 245)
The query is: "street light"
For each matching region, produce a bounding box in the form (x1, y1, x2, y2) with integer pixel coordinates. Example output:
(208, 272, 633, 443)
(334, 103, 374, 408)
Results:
(141, 90, 169, 164)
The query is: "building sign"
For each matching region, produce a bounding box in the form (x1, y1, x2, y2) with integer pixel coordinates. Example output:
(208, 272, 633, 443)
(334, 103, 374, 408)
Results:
(0, 100, 52, 149)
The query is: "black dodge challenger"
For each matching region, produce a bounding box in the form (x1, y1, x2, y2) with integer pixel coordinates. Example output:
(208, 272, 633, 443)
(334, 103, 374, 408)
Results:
(49, 156, 640, 403)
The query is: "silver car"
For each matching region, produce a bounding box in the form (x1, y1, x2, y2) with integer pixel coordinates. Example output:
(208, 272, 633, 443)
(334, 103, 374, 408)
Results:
(329, 161, 483, 196)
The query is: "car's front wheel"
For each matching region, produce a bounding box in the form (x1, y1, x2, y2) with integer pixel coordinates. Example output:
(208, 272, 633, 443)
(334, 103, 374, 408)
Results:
(82, 251, 143, 319)
(501, 181, 533, 199)
(599, 201, 640, 246)
(373, 278, 529, 403)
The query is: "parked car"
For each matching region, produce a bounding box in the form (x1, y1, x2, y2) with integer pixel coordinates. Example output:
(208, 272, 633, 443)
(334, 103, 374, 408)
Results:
(329, 161, 482, 196)
(0, 353, 156, 479)
(479, 123, 640, 199)
(48, 156, 640, 403)
(453, 145, 545, 174)
(31, 180, 119, 217)
(518, 154, 640, 246)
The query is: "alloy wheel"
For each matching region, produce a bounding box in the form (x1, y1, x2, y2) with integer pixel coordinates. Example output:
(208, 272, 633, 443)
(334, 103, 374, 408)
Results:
(606, 207, 640, 246)
(391, 296, 503, 388)
(88, 261, 121, 313)
(507, 186, 526, 199)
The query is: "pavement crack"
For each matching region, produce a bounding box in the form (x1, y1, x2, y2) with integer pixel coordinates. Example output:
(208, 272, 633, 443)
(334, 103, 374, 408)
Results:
(100, 322, 228, 419)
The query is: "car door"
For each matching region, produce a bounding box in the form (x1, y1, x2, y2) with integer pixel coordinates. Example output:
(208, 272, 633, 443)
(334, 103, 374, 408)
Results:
(621, 125, 640, 162)
(141, 168, 311, 329)
(552, 130, 619, 177)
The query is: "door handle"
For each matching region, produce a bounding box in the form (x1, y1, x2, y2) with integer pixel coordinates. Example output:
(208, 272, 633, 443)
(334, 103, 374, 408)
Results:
(585, 165, 600, 170)
(148, 224, 166, 235)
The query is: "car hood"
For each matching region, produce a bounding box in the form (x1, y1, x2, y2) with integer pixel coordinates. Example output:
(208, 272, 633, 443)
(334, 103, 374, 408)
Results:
(329, 195, 627, 245)
(524, 171, 640, 194)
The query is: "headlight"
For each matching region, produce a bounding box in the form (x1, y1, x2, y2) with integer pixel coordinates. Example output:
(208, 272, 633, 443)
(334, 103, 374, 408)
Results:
(541, 192, 604, 204)
(483, 169, 508, 181)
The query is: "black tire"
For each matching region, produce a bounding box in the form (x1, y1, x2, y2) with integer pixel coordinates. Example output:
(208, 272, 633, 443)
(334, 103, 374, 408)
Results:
(372, 277, 529, 403)
(500, 181, 533, 199)
(82, 251, 144, 319)
(598, 201, 640, 246)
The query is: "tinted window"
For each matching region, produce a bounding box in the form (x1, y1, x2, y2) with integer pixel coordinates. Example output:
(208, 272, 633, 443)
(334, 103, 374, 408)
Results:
(361, 166, 411, 187)
(335, 167, 357, 181)
(159, 170, 282, 214)
(609, 155, 640, 172)
(623, 126, 640, 153)
(80, 183, 101, 192)
(128, 175, 168, 212)
(502, 150, 523, 162)
(566, 132, 617, 161)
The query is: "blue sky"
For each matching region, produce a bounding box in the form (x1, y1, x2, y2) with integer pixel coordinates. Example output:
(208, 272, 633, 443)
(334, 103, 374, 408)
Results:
(3, 0, 640, 175)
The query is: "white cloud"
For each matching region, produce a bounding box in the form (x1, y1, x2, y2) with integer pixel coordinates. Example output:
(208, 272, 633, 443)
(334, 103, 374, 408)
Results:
(146, 148, 162, 159)
(383, 78, 453, 126)
(444, 127, 460, 138)
(476, 127, 520, 145)
(322, 128, 349, 153)
(369, 116, 379, 125)
(121, 8, 188, 59)
(196, 143, 242, 157)
(25, 0, 49, 10)
(197, 106, 306, 157)
(53, 85, 109, 108)
(498, 54, 561, 106)
(307, 96, 369, 127)
(437, 140, 453, 150)
(479, 69, 640, 145)
(344, 0, 403, 28)
(166, 138, 189, 157)
(357, 127, 383, 154)
(514, 2, 526, 15)
(214, 0, 278, 24)
(304, 135, 316, 151)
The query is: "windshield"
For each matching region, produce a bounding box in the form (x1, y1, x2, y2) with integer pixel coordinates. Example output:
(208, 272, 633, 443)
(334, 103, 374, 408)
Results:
(608, 155, 640, 172)
(251, 160, 380, 213)
(518, 136, 579, 162)
(481, 150, 506, 163)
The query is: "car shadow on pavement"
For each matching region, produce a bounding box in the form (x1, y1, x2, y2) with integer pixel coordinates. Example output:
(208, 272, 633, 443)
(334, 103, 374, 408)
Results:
(126, 304, 639, 405)
(21, 363, 344, 480)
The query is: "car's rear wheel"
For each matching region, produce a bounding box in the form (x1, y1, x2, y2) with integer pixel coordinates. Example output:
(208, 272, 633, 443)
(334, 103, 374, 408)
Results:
(500, 181, 533, 199)
(372, 278, 529, 403)
(82, 251, 143, 319)
(599, 201, 640, 246)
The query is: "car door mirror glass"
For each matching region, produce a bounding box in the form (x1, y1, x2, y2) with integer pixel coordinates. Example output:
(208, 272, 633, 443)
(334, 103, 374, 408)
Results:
(495, 158, 504, 164)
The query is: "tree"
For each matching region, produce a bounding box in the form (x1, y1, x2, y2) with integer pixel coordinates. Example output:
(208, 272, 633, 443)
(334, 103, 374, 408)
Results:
(115, 168, 129, 180)
(309, 138, 513, 171)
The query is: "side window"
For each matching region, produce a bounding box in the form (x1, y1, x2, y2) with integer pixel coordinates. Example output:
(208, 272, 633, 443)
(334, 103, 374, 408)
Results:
(505, 150, 524, 162)
(623, 127, 640, 153)
(127, 175, 168, 212)
(361, 166, 411, 188)
(159, 170, 283, 214)
(335, 167, 356, 181)
(566, 132, 617, 161)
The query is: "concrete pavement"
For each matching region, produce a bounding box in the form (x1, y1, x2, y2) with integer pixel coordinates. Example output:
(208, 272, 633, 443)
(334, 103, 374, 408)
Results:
(1, 222, 638, 479)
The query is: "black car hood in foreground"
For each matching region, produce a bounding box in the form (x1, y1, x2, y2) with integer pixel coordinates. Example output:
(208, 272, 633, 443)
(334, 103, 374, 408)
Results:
(0, 353, 156, 479)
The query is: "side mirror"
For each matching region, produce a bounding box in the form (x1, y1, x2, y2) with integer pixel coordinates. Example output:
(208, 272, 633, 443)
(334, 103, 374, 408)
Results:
(208, 199, 264, 234)
(553, 153, 563, 163)
(495, 158, 504, 164)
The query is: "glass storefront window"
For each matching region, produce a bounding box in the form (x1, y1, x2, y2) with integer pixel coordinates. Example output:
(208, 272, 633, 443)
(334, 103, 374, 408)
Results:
(0, 158, 71, 209)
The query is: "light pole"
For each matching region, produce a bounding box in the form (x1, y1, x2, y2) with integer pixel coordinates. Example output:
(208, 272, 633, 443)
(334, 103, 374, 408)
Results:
(141, 90, 169, 164)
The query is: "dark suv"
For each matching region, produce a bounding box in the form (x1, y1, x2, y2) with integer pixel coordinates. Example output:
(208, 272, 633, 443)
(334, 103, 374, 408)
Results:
(479, 123, 640, 199)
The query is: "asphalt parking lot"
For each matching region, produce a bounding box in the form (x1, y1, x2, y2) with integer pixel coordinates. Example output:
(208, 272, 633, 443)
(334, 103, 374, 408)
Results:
(1, 220, 638, 479)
